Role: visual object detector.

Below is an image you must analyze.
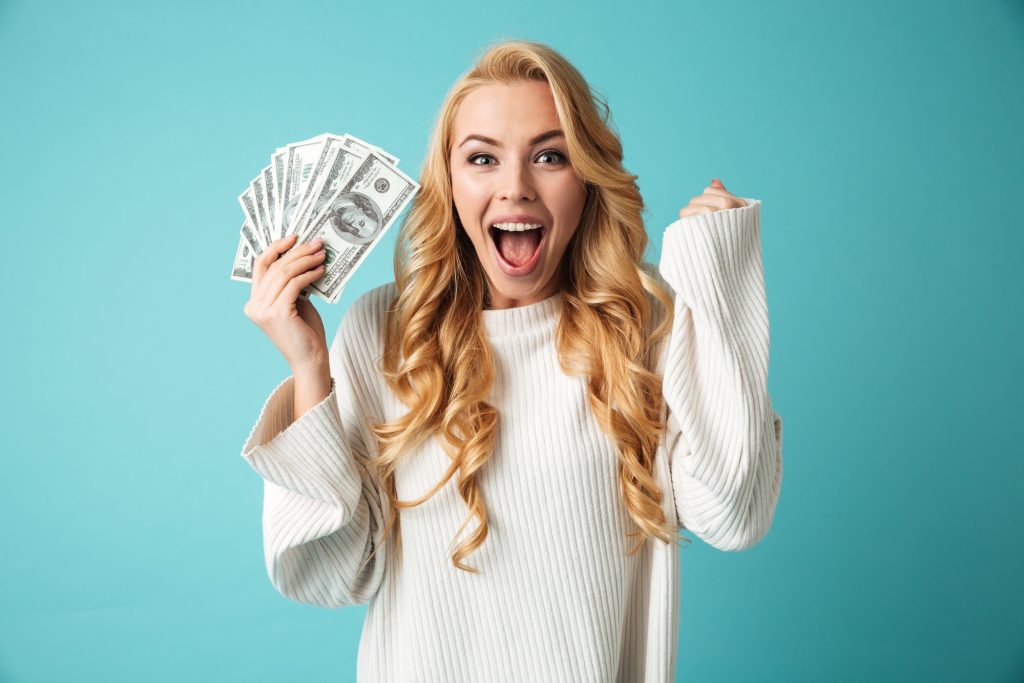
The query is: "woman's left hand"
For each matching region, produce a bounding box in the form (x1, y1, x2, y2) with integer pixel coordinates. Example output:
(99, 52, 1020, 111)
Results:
(679, 178, 747, 218)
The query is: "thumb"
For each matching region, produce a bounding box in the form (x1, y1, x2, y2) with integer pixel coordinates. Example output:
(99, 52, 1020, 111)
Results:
(711, 178, 725, 189)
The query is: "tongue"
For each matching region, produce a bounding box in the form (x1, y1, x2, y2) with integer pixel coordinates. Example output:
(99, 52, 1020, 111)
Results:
(496, 229, 542, 267)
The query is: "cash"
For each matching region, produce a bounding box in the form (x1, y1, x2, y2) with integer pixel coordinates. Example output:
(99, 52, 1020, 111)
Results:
(230, 133, 418, 303)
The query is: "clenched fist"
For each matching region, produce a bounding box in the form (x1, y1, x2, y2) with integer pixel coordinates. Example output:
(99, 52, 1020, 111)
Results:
(679, 178, 747, 219)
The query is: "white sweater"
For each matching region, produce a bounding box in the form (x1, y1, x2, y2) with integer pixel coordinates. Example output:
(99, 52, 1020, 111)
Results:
(241, 197, 783, 682)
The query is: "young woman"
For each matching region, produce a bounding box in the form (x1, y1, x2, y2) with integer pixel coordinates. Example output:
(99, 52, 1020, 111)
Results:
(241, 40, 783, 682)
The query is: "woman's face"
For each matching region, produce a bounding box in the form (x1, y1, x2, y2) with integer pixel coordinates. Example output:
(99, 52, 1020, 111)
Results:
(449, 80, 587, 309)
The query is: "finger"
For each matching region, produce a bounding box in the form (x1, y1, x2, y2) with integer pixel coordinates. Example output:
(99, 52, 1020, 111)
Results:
(258, 237, 324, 297)
(252, 234, 298, 288)
(679, 205, 715, 218)
(701, 186, 736, 199)
(261, 249, 327, 306)
(276, 260, 327, 308)
(689, 194, 735, 211)
(274, 235, 324, 270)
(703, 182, 746, 208)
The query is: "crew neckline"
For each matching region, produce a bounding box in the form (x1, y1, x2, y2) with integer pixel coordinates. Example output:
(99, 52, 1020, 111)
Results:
(482, 291, 563, 339)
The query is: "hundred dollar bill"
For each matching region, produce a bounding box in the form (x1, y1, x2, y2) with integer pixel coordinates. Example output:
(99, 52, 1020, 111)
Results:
(238, 186, 268, 250)
(279, 135, 331, 238)
(296, 152, 419, 302)
(261, 164, 277, 236)
(231, 229, 255, 282)
(292, 134, 402, 238)
(251, 175, 273, 246)
(340, 132, 399, 165)
(240, 219, 262, 256)
(289, 145, 364, 236)
(289, 135, 350, 236)
(271, 149, 286, 231)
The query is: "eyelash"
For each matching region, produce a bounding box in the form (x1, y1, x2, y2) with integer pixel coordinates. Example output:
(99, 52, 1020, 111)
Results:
(467, 150, 567, 166)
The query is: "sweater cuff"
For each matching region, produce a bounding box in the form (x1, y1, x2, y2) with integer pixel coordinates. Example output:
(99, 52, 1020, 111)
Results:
(239, 375, 356, 493)
(240, 375, 337, 452)
(240, 373, 366, 526)
(660, 197, 762, 315)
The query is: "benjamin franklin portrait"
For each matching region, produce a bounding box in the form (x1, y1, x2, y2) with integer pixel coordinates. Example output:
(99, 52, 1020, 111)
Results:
(324, 191, 382, 246)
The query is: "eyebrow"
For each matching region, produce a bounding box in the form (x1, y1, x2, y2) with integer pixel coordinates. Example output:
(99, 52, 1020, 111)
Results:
(457, 129, 564, 148)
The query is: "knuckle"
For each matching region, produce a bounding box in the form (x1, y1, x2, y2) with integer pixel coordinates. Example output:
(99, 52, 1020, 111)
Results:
(283, 260, 302, 278)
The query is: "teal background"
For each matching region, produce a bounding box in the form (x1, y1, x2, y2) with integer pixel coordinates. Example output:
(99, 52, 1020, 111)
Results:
(2, 0, 1022, 680)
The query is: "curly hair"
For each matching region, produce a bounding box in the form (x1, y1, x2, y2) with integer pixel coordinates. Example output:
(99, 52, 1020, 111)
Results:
(362, 38, 684, 574)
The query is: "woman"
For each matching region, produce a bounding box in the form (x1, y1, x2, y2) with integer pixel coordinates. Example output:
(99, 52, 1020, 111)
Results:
(241, 39, 783, 682)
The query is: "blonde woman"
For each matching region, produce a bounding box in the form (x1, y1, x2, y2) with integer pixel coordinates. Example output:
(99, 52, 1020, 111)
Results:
(241, 39, 783, 682)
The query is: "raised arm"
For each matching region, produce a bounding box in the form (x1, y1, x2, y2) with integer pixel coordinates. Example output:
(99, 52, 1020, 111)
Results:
(656, 185, 783, 551)
(240, 294, 388, 607)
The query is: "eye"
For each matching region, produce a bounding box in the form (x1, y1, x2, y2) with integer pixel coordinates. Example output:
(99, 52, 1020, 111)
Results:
(467, 150, 568, 166)
(536, 149, 567, 164)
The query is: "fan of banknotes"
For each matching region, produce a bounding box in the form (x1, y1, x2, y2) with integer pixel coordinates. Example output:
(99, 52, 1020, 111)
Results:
(230, 132, 420, 303)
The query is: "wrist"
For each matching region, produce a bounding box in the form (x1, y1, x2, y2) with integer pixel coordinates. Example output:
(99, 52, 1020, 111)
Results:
(291, 361, 332, 420)
(290, 353, 329, 379)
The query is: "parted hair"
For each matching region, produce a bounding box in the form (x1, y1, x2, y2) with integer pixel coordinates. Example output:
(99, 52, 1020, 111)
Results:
(364, 39, 684, 574)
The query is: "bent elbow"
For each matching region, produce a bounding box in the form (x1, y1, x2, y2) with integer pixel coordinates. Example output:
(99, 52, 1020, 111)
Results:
(703, 457, 782, 553)
(269, 533, 385, 609)
(710, 515, 774, 552)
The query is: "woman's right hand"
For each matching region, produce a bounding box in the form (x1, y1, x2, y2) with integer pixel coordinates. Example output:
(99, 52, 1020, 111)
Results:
(244, 233, 329, 374)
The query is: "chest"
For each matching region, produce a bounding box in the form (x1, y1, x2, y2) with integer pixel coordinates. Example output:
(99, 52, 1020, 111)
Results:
(385, 335, 633, 554)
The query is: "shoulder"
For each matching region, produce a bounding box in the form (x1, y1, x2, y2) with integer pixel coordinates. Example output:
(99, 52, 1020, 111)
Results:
(348, 281, 398, 329)
(333, 281, 398, 356)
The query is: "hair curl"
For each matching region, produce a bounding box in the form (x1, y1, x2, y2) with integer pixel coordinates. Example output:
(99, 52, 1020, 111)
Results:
(363, 39, 685, 574)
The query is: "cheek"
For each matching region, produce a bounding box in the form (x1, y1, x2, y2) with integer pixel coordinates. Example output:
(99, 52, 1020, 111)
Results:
(450, 171, 488, 231)
(546, 177, 587, 223)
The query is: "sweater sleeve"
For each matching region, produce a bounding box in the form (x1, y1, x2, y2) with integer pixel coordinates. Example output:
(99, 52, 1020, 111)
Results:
(657, 197, 784, 551)
(239, 295, 388, 607)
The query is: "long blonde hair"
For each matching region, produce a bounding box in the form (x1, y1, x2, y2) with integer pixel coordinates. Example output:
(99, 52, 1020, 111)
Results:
(366, 39, 684, 573)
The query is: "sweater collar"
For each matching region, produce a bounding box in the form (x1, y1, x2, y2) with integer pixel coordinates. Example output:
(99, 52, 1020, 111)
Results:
(481, 291, 563, 339)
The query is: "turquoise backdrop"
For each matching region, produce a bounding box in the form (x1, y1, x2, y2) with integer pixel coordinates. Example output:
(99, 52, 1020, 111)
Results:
(2, 0, 1022, 681)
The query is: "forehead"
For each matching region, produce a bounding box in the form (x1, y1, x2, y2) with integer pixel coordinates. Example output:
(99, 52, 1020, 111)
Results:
(453, 80, 561, 141)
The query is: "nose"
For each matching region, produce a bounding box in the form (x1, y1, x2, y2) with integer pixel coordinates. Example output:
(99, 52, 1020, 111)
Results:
(498, 158, 536, 202)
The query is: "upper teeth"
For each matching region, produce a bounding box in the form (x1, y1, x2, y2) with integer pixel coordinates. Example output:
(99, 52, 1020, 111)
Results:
(492, 222, 543, 232)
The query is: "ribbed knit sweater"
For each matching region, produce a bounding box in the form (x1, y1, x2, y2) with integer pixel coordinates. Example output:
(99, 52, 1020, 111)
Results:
(240, 197, 783, 682)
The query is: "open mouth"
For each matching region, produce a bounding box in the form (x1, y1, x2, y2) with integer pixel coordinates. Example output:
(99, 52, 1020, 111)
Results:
(487, 223, 547, 276)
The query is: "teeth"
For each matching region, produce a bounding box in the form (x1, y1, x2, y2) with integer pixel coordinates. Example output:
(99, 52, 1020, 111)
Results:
(491, 222, 543, 232)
